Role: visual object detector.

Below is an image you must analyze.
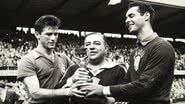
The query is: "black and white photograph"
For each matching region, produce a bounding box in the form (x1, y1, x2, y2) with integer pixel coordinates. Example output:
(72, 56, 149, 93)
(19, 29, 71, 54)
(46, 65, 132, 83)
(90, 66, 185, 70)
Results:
(0, 0, 185, 104)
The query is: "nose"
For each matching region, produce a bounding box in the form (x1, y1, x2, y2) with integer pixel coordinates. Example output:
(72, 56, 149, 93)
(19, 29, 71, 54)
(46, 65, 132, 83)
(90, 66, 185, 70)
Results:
(87, 44, 95, 50)
(125, 17, 130, 25)
(125, 18, 131, 27)
(50, 34, 58, 41)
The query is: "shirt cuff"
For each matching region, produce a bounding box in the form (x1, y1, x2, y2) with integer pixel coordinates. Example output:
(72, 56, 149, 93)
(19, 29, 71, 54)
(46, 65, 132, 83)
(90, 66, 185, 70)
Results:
(63, 77, 73, 88)
(103, 86, 111, 96)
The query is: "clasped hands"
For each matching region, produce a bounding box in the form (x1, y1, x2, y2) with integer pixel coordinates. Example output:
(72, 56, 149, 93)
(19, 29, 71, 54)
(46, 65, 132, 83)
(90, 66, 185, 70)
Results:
(63, 67, 115, 104)
(65, 67, 104, 98)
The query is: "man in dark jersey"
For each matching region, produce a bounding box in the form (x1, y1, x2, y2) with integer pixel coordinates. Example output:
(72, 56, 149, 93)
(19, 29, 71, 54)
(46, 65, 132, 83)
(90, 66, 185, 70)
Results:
(17, 15, 84, 104)
(81, 2, 175, 104)
(61, 32, 126, 104)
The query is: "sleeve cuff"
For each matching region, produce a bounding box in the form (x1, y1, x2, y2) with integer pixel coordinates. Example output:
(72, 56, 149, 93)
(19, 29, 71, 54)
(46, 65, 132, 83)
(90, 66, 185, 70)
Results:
(103, 86, 111, 96)
(63, 77, 73, 88)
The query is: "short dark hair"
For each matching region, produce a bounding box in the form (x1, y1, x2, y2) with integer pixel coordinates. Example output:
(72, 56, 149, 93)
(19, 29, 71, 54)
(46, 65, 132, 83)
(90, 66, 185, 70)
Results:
(85, 32, 108, 47)
(34, 15, 61, 33)
(128, 2, 155, 23)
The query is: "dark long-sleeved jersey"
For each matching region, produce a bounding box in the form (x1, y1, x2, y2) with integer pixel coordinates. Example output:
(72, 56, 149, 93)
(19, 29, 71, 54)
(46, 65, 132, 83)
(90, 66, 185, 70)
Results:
(110, 36, 175, 104)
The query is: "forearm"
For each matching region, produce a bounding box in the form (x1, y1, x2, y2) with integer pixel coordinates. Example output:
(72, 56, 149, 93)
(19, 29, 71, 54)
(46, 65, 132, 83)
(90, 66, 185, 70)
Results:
(102, 72, 159, 99)
(23, 75, 72, 99)
(30, 88, 71, 99)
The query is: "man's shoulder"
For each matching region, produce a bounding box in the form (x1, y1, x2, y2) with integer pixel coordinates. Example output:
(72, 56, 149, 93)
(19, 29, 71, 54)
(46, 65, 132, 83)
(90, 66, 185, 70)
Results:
(149, 37, 175, 57)
(19, 50, 38, 63)
(150, 37, 174, 50)
(153, 37, 172, 46)
(17, 50, 38, 80)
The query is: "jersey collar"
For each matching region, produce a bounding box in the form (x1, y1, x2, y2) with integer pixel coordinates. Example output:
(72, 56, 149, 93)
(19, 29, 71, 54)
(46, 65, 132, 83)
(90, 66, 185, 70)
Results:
(137, 32, 158, 46)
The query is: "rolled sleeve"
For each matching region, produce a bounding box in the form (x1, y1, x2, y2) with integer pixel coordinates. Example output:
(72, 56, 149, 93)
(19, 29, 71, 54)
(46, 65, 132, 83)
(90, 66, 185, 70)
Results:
(17, 56, 37, 81)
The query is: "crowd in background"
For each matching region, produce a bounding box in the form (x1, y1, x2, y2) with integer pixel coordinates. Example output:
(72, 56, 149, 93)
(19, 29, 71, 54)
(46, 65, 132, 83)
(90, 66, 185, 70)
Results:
(0, 31, 184, 71)
(171, 77, 185, 102)
(0, 41, 33, 67)
(0, 31, 185, 103)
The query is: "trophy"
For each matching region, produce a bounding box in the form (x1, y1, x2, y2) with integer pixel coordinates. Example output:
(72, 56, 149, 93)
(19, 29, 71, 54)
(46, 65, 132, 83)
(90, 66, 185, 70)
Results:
(72, 47, 92, 87)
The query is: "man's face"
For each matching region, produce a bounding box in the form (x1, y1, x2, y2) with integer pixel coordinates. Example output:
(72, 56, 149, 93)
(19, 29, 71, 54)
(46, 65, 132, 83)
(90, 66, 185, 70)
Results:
(37, 26, 59, 49)
(84, 34, 107, 61)
(125, 6, 146, 33)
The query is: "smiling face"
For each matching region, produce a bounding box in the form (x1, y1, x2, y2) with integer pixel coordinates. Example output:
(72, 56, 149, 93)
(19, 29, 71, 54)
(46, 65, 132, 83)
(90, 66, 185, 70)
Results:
(125, 6, 146, 34)
(84, 33, 107, 63)
(36, 26, 59, 50)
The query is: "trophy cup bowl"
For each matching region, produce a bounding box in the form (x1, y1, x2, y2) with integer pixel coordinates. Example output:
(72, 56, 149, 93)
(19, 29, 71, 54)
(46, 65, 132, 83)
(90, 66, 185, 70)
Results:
(72, 47, 88, 68)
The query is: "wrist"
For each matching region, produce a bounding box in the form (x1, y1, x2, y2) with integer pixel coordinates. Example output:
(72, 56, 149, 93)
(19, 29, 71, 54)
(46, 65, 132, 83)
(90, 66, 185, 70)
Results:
(103, 86, 111, 96)
(64, 88, 72, 96)
(54, 88, 72, 97)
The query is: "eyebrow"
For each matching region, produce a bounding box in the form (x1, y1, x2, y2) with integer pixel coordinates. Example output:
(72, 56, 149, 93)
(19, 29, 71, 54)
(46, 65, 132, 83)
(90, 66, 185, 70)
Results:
(45, 31, 59, 34)
(85, 41, 101, 44)
(94, 41, 101, 43)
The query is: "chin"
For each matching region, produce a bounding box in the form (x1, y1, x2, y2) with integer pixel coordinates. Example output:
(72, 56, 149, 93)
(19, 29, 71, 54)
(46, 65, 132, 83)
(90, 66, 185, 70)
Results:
(129, 30, 138, 35)
(49, 45, 56, 48)
(48, 47, 55, 49)
(129, 28, 134, 32)
(89, 56, 98, 60)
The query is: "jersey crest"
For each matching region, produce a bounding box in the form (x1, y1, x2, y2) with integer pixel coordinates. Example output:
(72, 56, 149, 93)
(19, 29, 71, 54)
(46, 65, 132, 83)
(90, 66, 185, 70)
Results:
(134, 47, 145, 71)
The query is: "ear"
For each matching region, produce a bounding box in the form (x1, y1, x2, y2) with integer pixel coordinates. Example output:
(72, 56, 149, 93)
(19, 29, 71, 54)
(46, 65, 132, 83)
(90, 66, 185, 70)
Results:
(105, 45, 109, 54)
(35, 31, 40, 40)
(145, 12, 150, 21)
